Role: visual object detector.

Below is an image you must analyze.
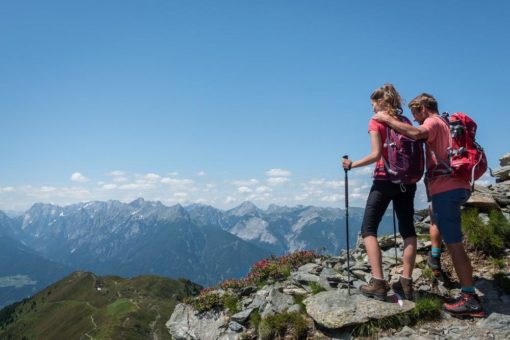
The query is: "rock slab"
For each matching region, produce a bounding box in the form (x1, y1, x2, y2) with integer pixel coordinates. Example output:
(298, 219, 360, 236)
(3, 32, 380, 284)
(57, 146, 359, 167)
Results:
(304, 289, 415, 329)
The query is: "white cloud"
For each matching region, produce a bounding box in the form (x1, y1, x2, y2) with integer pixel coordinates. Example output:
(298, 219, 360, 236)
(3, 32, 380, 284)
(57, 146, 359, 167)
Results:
(231, 179, 259, 186)
(321, 194, 342, 203)
(174, 192, 188, 198)
(294, 194, 309, 201)
(70, 172, 89, 183)
(1, 187, 14, 192)
(238, 186, 252, 193)
(141, 173, 161, 182)
(255, 186, 272, 193)
(168, 172, 179, 176)
(161, 177, 194, 185)
(225, 196, 236, 204)
(197, 171, 207, 176)
(353, 167, 374, 176)
(266, 168, 292, 177)
(119, 183, 147, 190)
(267, 177, 290, 186)
(110, 170, 125, 177)
(102, 184, 117, 190)
(40, 186, 57, 193)
(308, 179, 343, 189)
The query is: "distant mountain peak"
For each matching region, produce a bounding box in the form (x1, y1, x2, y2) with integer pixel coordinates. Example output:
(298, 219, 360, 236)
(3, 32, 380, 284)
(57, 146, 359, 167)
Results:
(228, 201, 261, 216)
(129, 197, 146, 208)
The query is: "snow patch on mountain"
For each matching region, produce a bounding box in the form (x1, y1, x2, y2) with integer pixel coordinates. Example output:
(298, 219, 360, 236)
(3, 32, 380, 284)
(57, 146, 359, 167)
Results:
(230, 217, 277, 244)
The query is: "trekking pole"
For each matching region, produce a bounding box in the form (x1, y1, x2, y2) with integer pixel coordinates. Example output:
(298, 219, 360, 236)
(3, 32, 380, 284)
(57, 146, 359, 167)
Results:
(342, 155, 351, 295)
(392, 202, 398, 267)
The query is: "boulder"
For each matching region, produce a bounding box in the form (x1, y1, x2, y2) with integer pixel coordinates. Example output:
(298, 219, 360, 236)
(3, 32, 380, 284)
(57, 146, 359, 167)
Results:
(291, 271, 320, 285)
(493, 165, 510, 182)
(304, 290, 414, 329)
(166, 303, 230, 340)
(259, 287, 294, 318)
(477, 313, 510, 336)
(230, 308, 254, 324)
(500, 153, 510, 167)
(464, 193, 500, 211)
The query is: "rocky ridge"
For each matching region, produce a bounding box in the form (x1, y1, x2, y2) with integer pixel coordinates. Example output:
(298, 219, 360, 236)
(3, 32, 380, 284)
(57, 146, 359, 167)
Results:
(166, 153, 510, 339)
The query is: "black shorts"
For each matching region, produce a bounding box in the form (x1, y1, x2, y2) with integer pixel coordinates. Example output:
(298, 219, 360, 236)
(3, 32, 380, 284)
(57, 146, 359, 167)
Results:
(361, 180, 417, 239)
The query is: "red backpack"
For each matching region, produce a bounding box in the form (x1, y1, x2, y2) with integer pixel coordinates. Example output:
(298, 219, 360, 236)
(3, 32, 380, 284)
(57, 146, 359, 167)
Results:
(429, 112, 487, 188)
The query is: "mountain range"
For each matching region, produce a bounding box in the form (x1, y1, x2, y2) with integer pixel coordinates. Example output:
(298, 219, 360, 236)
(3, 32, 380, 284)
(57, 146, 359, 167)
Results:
(0, 198, 395, 307)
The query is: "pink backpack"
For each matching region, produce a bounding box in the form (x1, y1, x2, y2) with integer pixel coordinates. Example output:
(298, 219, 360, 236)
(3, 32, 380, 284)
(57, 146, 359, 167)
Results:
(380, 116, 425, 185)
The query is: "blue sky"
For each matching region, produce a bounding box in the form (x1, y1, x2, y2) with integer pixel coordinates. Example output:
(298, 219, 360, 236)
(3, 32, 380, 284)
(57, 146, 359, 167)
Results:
(1, 1, 508, 211)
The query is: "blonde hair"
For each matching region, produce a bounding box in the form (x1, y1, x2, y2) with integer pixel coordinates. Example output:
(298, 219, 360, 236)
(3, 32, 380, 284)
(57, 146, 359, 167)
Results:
(408, 93, 439, 113)
(370, 83, 403, 118)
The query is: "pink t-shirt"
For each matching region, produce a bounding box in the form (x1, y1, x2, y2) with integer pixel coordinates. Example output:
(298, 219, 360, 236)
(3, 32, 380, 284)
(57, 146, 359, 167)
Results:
(421, 115, 470, 196)
(368, 119, 387, 179)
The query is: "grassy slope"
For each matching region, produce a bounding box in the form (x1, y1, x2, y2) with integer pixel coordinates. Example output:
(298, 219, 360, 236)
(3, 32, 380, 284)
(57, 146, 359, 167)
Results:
(0, 271, 201, 339)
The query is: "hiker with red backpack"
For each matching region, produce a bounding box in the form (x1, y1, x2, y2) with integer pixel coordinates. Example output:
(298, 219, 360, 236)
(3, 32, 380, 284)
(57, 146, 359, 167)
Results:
(373, 93, 486, 318)
(342, 84, 423, 301)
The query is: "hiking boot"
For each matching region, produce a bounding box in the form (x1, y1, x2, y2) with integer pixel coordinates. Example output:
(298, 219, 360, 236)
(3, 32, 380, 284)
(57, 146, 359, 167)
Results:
(427, 251, 442, 277)
(360, 278, 389, 301)
(391, 276, 414, 300)
(444, 292, 486, 318)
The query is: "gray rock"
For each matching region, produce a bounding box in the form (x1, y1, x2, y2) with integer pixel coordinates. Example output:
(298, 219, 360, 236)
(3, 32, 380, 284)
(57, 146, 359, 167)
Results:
(412, 268, 423, 282)
(418, 285, 431, 292)
(287, 303, 302, 314)
(304, 289, 414, 329)
(477, 312, 510, 330)
(247, 288, 269, 309)
(298, 262, 321, 275)
(228, 321, 244, 332)
(218, 334, 241, 340)
(230, 308, 254, 324)
(493, 165, 510, 182)
(291, 271, 320, 284)
(500, 153, 510, 166)
(352, 270, 369, 281)
(465, 193, 500, 212)
(260, 287, 294, 318)
(166, 303, 229, 340)
(283, 286, 308, 296)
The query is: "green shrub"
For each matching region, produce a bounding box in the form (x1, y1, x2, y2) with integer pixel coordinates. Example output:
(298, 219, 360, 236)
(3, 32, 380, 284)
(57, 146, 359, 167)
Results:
(293, 295, 306, 313)
(462, 208, 510, 255)
(222, 294, 240, 314)
(309, 282, 326, 295)
(258, 312, 308, 340)
(489, 257, 506, 270)
(187, 291, 223, 313)
(422, 267, 436, 281)
(247, 251, 320, 287)
(187, 290, 241, 314)
(412, 296, 442, 320)
(249, 309, 261, 330)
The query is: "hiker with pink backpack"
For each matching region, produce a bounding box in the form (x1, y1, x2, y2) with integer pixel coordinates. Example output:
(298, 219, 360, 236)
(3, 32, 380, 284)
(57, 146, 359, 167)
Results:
(373, 93, 486, 318)
(342, 83, 424, 302)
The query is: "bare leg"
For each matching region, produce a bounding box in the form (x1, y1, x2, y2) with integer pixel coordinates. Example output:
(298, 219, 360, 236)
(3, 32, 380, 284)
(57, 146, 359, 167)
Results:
(428, 206, 442, 248)
(402, 236, 417, 278)
(446, 242, 474, 287)
(364, 235, 384, 279)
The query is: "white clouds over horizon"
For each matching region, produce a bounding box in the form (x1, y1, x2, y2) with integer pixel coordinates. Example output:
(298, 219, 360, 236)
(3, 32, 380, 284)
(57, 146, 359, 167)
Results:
(0, 167, 445, 212)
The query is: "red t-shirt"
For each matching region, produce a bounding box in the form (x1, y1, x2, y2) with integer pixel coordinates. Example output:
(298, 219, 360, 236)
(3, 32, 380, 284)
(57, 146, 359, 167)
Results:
(421, 115, 470, 196)
(368, 118, 388, 179)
